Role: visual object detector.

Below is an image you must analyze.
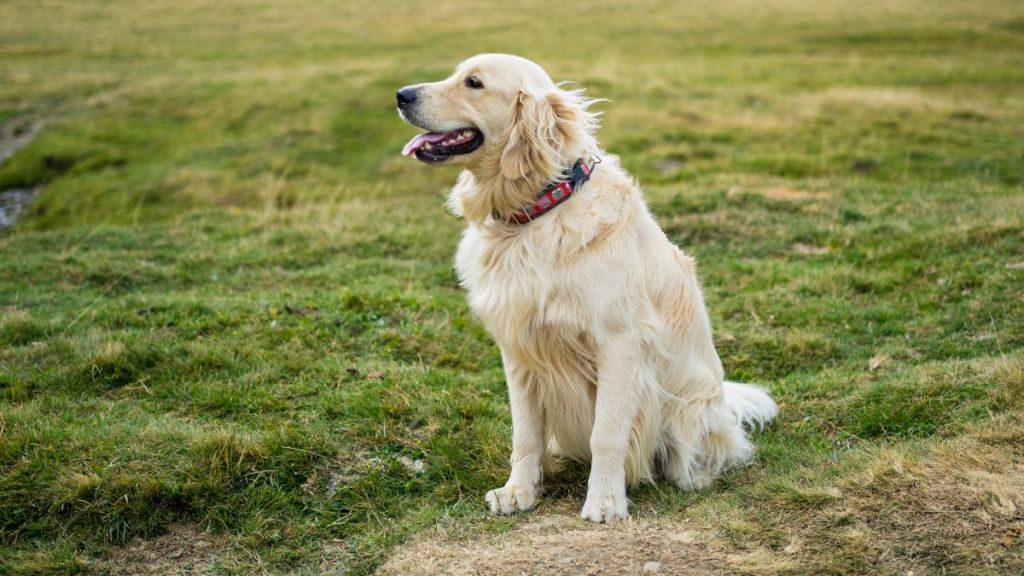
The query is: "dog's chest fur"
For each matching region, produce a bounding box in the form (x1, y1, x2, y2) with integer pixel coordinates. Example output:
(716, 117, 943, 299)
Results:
(456, 223, 593, 346)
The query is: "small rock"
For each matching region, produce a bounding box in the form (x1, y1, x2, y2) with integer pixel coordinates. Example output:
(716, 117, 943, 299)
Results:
(397, 456, 425, 475)
(558, 556, 573, 565)
(325, 472, 340, 497)
(643, 561, 662, 572)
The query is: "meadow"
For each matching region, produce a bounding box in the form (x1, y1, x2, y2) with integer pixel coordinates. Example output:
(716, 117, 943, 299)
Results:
(1, 0, 1023, 574)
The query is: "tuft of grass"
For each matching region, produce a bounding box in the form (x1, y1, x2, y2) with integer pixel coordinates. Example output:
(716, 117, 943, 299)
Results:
(74, 340, 158, 390)
(0, 310, 49, 347)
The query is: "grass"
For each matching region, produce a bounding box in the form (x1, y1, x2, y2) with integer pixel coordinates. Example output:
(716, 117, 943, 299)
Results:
(1, 0, 1023, 574)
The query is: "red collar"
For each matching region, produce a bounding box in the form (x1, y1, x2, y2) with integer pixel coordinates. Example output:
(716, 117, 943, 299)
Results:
(507, 158, 597, 224)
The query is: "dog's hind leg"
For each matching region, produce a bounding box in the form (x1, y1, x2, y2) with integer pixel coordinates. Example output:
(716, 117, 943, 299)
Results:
(660, 372, 753, 490)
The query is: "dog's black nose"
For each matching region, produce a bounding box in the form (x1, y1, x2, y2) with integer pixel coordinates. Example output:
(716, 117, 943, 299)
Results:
(396, 87, 418, 107)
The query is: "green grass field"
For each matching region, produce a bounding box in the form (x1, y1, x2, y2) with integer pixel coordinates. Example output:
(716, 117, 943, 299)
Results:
(2, 0, 1023, 574)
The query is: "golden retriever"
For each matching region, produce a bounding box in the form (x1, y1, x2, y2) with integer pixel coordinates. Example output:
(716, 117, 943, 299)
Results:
(397, 54, 777, 522)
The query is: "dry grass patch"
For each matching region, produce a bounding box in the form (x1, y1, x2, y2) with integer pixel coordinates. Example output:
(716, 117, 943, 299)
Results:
(747, 187, 831, 203)
(809, 88, 956, 113)
(770, 418, 1024, 574)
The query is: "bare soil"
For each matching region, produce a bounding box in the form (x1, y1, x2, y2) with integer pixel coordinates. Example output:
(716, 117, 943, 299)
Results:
(93, 525, 227, 576)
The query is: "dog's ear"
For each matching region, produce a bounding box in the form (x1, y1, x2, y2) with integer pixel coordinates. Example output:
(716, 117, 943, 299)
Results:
(500, 90, 593, 182)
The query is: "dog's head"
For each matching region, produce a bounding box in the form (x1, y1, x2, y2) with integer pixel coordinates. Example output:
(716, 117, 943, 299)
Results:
(397, 54, 599, 185)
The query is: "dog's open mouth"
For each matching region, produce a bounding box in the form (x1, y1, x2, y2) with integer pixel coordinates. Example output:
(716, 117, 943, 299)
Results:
(401, 127, 483, 163)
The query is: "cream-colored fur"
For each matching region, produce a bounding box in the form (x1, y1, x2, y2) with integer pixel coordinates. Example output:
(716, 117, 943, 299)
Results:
(399, 54, 778, 522)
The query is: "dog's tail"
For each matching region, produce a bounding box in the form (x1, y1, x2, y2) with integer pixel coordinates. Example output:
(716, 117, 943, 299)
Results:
(723, 381, 778, 430)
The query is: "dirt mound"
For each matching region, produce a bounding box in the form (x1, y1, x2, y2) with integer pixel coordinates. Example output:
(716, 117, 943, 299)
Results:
(377, 514, 729, 576)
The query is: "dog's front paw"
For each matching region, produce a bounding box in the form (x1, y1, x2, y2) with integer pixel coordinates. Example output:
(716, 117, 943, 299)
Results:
(580, 489, 629, 523)
(486, 483, 537, 515)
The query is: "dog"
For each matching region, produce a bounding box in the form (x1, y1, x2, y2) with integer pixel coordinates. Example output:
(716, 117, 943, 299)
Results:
(397, 54, 778, 522)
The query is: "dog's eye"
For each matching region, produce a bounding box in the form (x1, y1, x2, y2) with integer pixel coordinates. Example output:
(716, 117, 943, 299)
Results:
(464, 76, 484, 90)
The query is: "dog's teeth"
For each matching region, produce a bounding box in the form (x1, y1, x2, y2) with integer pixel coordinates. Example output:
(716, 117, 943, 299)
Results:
(462, 130, 473, 137)
(423, 143, 433, 150)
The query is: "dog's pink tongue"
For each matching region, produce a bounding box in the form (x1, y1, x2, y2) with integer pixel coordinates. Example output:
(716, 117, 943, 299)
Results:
(401, 132, 447, 156)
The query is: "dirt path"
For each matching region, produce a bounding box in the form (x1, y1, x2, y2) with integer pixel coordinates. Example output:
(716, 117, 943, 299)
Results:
(0, 117, 39, 165)
(0, 117, 42, 228)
